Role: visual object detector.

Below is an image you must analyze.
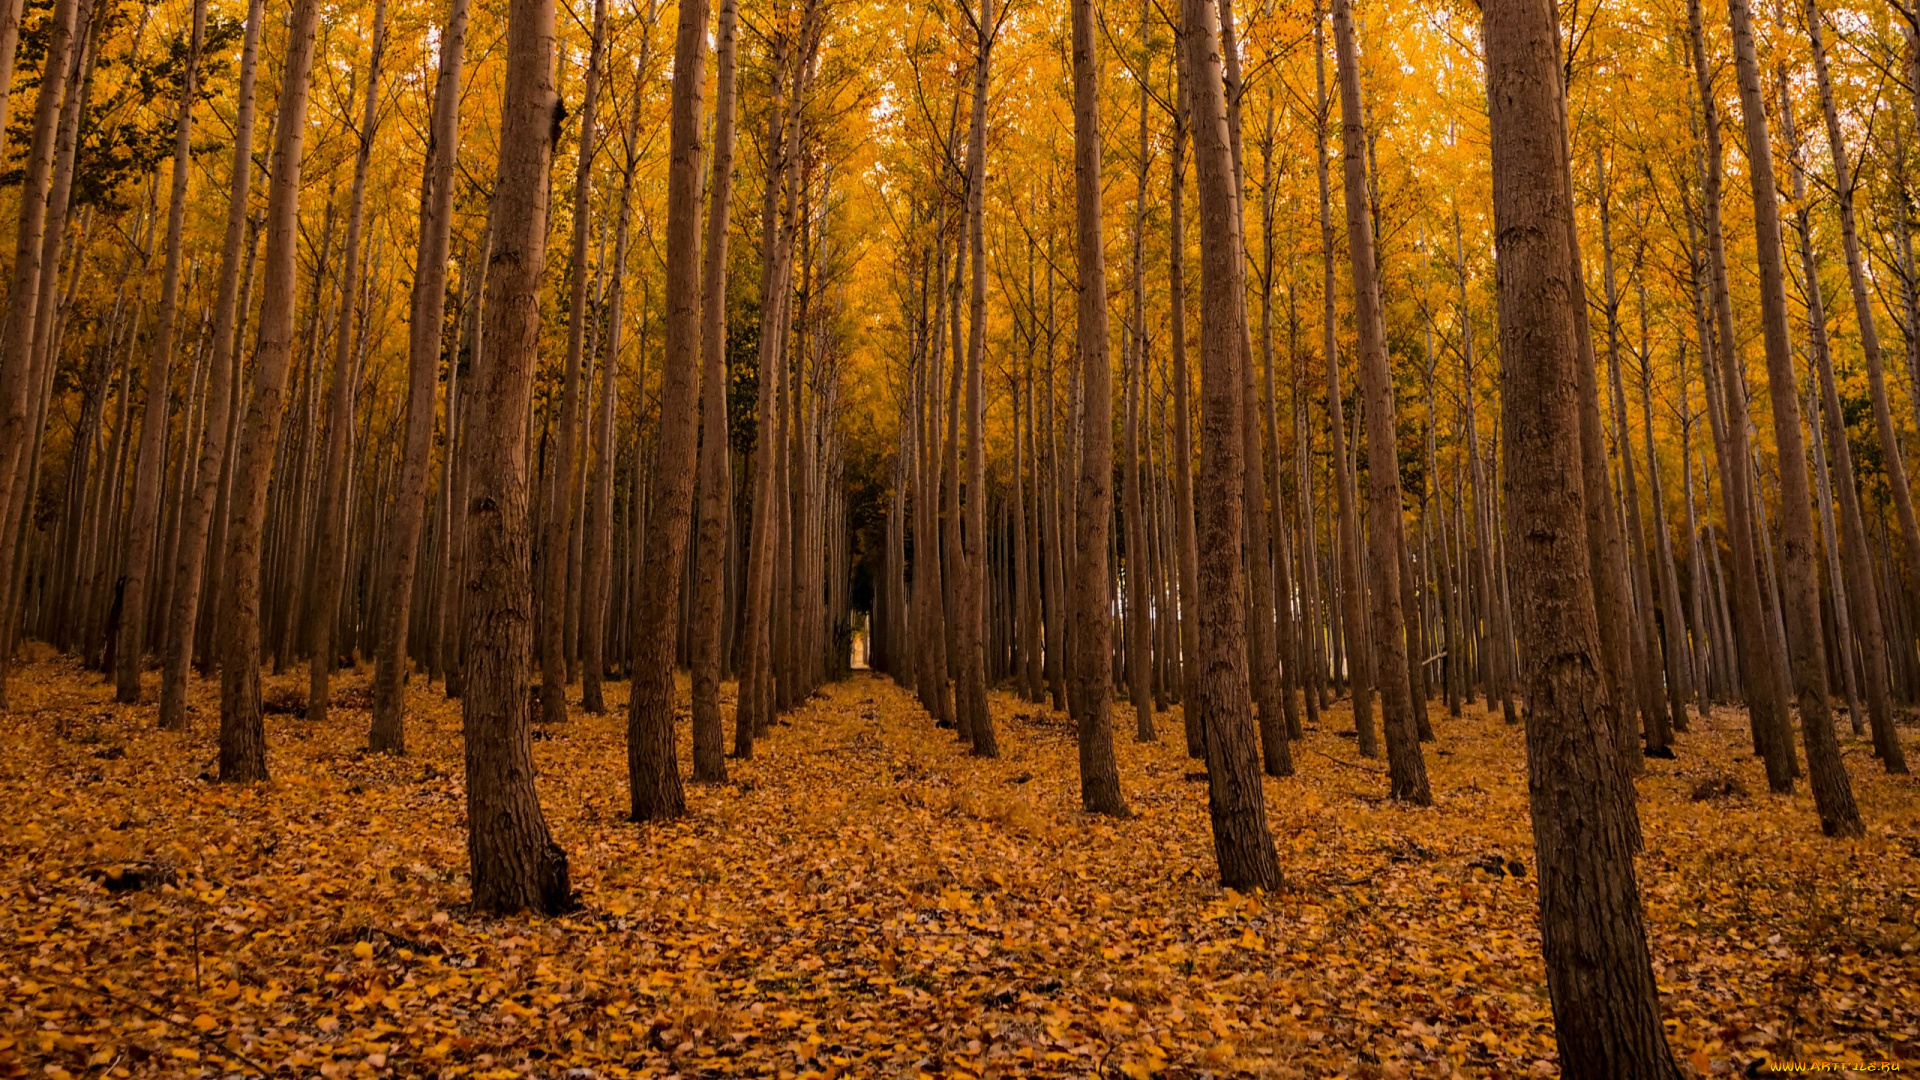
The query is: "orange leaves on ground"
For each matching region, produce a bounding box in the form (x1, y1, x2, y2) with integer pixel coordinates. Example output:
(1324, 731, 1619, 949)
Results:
(1, 651, 1918, 1077)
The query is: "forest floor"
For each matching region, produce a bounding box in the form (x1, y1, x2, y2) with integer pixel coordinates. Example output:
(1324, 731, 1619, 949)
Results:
(2, 649, 1919, 1079)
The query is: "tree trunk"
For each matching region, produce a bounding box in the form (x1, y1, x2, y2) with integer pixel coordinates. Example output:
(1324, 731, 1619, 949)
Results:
(627, 0, 711, 821)
(1315, 13, 1374, 754)
(369, 0, 468, 753)
(1333, 0, 1429, 803)
(1069, 0, 1126, 815)
(1185, 0, 1279, 889)
(461, 0, 571, 913)
(539, 0, 608, 728)
(309, 0, 388, 723)
(1805, 0, 1910, 772)
(737, 15, 814, 754)
(1634, 280, 1696, 730)
(1723, 0, 1862, 835)
(0, 0, 27, 166)
(1681, 0, 1797, 787)
(583, 62, 647, 711)
(116, 0, 205, 704)
(1687, 0, 1795, 788)
(1597, 171, 1676, 751)
(1480, 0, 1684, 1069)
(690, 0, 739, 781)
(1258, 114, 1303, 742)
(217, 0, 322, 782)
(0, 0, 85, 710)
(1169, 33, 1203, 757)
(1124, 26, 1154, 743)
(960, 0, 998, 755)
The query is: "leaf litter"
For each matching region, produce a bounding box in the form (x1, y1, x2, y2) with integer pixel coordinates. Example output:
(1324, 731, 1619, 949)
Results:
(2, 650, 1917, 1078)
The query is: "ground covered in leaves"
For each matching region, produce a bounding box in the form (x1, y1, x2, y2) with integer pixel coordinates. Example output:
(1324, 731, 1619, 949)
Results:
(3, 648, 1919, 1079)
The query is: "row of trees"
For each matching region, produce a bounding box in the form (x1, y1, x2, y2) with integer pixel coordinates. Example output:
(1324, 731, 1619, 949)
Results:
(0, 0, 1915, 1069)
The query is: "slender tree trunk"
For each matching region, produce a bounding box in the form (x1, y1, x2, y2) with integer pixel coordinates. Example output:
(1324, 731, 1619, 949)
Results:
(216, 0, 322, 781)
(369, 0, 468, 752)
(1169, 36, 1203, 757)
(540, 0, 608, 728)
(1804, 0, 1911, 770)
(690, 0, 739, 781)
(627, 0, 710, 821)
(1185, 0, 1279, 889)
(308, 0, 388, 723)
(1259, 117, 1303, 742)
(1333, 0, 1428, 803)
(1724, 0, 1862, 834)
(1687, 0, 1794, 788)
(737, 17, 813, 753)
(0, 0, 85, 709)
(461, 0, 572, 912)
(1315, 13, 1374, 753)
(162, 0, 263, 728)
(1124, 29, 1154, 743)
(960, 0, 998, 755)
(1597, 176, 1676, 751)
(116, 0, 205, 704)
(583, 65, 646, 710)
(0, 0, 26, 166)
(1070, 0, 1126, 815)
(1481, 0, 1683, 1069)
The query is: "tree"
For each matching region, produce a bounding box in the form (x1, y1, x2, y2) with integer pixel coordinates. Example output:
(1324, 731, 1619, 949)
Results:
(309, 0, 390, 724)
(690, 0, 741, 782)
(161, 0, 268, 733)
(959, 0, 1000, 757)
(0, 0, 85, 711)
(116, 0, 206, 705)
(460, 0, 572, 913)
(1184, 0, 1279, 889)
(1313, 10, 1374, 755)
(1480, 0, 1684, 1069)
(218, 0, 325, 781)
(370, 0, 472, 754)
(1723, 0, 1862, 836)
(541, 0, 609, 730)
(628, 0, 712, 822)
(1686, 0, 1794, 791)
(1332, 0, 1429, 804)
(1069, 0, 1127, 816)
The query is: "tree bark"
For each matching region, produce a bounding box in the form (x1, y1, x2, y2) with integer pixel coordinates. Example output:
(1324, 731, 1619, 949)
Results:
(1597, 173, 1676, 750)
(1686, 0, 1795, 788)
(309, 0, 389, 723)
(627, 0, 710, 821)
(690, 0, 739, 781)
(1724, 0, 1862, 835)
(117, 0, 206, 704)
(1332, 0, 1428, 803)
(1805, 0, 1911, 771)
(217, 0, 321, 782)
(584, 53, 649, 711)
(1124, 26, 1155, 743)
(960, 0, 998, 755)
(0, 0, 85, 710)
(1480, 0, 1684, 1069)
(1315, 12, 1374, 754)
(1185, 0, 1279, 889)
(461, 0, 572, 913)
(538, 0, 608, 729)
(1070, 0, 1127, 815)
(370, 0, 469, 753)
(1169, 30, 1203, 757)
